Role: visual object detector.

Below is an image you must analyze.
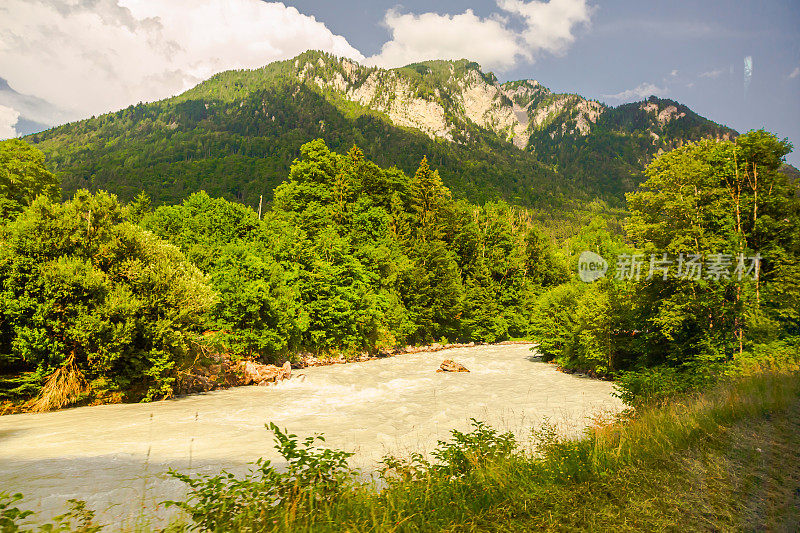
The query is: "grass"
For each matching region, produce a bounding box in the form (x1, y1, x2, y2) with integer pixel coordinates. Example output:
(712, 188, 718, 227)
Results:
(163, 370, 800, 532)
(23, 353, 87, 413)
(5, 370, 800, 531)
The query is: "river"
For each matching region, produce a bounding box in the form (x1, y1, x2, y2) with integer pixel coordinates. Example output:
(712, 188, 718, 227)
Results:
(0, 343, 623, 529)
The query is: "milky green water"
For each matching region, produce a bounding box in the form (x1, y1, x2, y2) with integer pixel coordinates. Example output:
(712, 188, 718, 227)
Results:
(0, 344, 623, 529)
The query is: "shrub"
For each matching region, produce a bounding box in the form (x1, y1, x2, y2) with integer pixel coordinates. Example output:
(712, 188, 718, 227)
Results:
(613, 366, 699, 407)
(430, 419, 518, 476)
(0, 191, 215, 405)
(0, 493, 102, 532)
(167, 423, 355, 531)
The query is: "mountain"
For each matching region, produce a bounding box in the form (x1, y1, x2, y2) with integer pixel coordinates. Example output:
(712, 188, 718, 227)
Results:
(25, 50, 736, 217)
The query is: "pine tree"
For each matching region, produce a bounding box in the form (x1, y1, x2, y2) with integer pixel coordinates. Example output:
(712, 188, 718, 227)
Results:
(410, 156, 450, 242)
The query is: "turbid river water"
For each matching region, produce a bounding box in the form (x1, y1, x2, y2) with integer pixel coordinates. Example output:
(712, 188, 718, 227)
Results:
(0, 344, 623, 529)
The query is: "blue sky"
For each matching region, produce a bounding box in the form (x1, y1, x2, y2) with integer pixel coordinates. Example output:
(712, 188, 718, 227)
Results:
(1, 0, 798, 165)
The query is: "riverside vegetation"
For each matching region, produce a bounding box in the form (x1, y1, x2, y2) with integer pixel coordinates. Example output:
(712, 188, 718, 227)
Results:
(0, 125, 798, 530)
(2, 371, 799, 531)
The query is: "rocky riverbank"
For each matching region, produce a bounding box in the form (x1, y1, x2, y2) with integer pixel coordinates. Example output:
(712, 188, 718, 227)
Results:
(176, 340, 534, 395)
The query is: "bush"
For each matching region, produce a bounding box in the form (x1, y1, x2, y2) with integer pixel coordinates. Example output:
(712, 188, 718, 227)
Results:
(0, 191, 215, 405)
(430, 419, 518, 476)
(0, 493, 102, 532)
(168, 423, 355, 531)
(613, 366, 700, 407)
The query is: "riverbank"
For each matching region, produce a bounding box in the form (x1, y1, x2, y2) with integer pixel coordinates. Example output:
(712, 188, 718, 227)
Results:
(296, 339, 532, 367)
(163, 370, 800, 532)
(5, 366, 796, 531)
(0, 343, 622, 529)
(173, 340, 535, 399)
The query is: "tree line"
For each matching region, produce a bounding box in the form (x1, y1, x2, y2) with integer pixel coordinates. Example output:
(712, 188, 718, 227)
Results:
(0, 130, 797, 410)
(0, 138, 566, 408)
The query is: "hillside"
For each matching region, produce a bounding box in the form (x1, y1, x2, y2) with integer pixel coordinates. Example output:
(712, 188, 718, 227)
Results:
(25, 50, 736, 214)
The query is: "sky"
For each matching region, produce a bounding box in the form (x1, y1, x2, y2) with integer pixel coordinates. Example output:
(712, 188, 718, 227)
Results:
(1, 0, 798, 165)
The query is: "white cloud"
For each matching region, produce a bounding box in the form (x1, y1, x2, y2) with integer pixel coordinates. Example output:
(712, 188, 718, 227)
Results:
(0, 104, 20, 139)
(700, 68, 723, 79)
(368, 9, 520, 71)
(498, 0, 592, 53)
(601, 82, 665, 102)
(368, 0, 592, 71)
(0, 105, 19, 141)
(0, 0, 364, 126)
(789, 67, 800, 79)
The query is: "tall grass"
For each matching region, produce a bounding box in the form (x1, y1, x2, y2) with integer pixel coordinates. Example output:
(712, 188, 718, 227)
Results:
(167, 370, 800, 531)
(24, 353, 87, 413)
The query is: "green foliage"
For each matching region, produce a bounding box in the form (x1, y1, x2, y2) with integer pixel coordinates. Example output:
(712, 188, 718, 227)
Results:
(0, 493, 102, 533)
(0, 190, 214, 403)
(143, 140, 562, 356)
(528, 130, 799, 395)
(143, 191, 300, 359)
(430, 419, 518, 476)
(0, 493, 32, 531)
(528, 217, 634, 375)
(126, 191, 151, 224)
(625, 130, 799, 369)
(409, 156, 450, 241)
(528, 282, 584, 362)
(0, 140, 59, 221)
(613, 366, 700, 407)
(167, 422, 354, 532)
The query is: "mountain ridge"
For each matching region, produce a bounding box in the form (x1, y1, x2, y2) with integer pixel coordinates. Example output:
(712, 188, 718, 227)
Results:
(25, 50, 737, 219)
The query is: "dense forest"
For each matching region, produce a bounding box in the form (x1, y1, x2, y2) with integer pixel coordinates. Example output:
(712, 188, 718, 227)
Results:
(1, 128, 798, 411)
(0, 137, 567, 408)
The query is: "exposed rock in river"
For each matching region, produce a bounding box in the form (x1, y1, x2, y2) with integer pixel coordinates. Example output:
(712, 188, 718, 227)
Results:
(239, 360, 292, 386)
(437, 360, 470, 373)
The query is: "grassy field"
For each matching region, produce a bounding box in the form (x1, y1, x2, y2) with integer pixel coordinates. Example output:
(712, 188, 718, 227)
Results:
(4, 371, 799, 532)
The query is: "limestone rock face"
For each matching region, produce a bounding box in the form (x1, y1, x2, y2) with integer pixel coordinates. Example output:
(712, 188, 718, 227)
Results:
(437, 360, 470, 373)
(295, 54, 605, 149)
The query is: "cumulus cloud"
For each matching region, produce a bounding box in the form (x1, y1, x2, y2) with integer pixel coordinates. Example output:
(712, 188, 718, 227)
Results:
(498, 0, 592, 53)
(602, 82, 665, 102)
(0, 0, 364, 126)
(368, 0, 592, 71)
(0, 104, 20, 139)
(368, 9, 520, 71)
(789, 67, 800, 79)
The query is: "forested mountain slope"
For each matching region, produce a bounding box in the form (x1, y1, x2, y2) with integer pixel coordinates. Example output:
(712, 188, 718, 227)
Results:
(25, 50, 736, 213)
